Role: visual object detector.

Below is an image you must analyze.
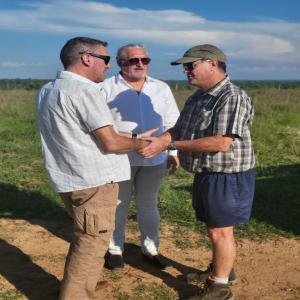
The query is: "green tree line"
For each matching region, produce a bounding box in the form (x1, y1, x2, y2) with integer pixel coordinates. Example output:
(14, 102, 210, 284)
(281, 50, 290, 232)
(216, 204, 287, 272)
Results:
(0, 79, 300, 90)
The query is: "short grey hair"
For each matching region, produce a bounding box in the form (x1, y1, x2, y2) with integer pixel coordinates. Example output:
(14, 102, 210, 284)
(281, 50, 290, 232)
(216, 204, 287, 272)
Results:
(116, 43, 149, 63)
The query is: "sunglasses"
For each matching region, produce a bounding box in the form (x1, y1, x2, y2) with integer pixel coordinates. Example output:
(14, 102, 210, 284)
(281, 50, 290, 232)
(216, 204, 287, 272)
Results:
(79, 51, 110, 65)
(122, 57, 151, 66)
(183, 59, 211, 72)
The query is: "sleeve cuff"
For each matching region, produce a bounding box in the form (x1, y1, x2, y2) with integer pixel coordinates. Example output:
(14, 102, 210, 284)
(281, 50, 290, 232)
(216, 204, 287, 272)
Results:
(168, 150, 178, 156)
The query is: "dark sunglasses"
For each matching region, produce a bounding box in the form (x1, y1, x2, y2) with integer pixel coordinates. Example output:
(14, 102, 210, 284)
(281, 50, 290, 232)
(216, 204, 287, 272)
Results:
(123, 57, 151, 66)
(183, 63, 196, 72)
(183, 59, 211, 72)
(79, 51, 110, 65)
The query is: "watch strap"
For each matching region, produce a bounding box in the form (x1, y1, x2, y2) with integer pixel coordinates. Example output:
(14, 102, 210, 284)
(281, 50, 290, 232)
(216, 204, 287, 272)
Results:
(167, 141, 177, 151)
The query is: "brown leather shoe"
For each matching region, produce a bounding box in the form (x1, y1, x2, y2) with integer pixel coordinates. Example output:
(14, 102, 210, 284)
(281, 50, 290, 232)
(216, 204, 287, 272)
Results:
(188, 278, 234, 300)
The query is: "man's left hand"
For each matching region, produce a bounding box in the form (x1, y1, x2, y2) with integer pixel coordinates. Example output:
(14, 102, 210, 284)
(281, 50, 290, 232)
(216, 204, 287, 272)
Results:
(138, 128, 159, 138)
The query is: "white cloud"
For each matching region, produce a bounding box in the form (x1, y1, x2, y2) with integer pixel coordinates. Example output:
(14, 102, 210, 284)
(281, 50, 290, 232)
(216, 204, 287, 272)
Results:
(0, 62, 27, 68)
(0, 0, 204, 31)
(0, 0, 299, 76)
(0, 61, 54, 68)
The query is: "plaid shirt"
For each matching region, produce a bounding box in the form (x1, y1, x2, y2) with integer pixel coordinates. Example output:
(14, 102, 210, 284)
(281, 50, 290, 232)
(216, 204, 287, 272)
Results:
(174, 76, 255, 173)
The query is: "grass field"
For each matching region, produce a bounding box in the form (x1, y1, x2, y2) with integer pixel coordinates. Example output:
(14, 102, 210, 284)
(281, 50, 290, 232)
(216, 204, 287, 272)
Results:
(0, 85, 300, 300)
(0, 85, 299, 239)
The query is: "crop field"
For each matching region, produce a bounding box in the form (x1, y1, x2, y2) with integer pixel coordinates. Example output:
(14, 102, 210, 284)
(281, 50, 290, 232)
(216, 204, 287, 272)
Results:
(0, 83, 299, 299)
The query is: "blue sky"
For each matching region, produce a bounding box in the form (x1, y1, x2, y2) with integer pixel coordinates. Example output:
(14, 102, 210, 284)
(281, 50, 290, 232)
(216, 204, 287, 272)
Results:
(0, 0, 299, 80)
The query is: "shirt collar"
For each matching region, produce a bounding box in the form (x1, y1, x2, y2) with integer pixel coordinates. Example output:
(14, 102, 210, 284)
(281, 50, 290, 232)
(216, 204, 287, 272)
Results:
(205, 75, 230, 96)
(57, 70, 100, 89)
(116, 72, 154, 85)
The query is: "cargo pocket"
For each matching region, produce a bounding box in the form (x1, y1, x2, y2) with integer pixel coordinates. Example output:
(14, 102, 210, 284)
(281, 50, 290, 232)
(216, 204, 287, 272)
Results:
(84, 206, 116, 237)
(72, 205, 86, 233)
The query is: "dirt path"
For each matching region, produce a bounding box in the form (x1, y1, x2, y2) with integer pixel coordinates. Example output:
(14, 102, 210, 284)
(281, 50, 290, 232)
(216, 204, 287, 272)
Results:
(0, 218, 299, 300)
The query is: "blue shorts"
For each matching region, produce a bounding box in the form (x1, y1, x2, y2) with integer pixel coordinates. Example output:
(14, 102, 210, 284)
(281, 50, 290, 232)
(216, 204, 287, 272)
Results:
(192, 169, 255, 228)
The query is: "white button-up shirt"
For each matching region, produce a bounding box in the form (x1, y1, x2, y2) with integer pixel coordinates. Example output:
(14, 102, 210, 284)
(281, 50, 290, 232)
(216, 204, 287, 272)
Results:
(100, 74, 179, 166)
(36, 71, 130, 192)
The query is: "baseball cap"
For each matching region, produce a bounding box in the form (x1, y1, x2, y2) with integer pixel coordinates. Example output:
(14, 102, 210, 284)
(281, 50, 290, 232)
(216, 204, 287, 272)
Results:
(170, 44, 226, 65)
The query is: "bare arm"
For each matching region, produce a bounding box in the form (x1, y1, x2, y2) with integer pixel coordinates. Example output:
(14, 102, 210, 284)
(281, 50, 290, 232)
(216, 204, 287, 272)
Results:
(118, 128, 159, 139)
(172, 135, 234, 153)
(93, 125, 149, 153)
(140, 134, 234, 158)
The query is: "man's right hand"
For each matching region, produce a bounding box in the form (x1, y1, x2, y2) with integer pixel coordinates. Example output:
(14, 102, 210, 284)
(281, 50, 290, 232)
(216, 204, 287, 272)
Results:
(94, 125, 151, 153)
(138, 137, 169, 158)
(139, 139, 151, 150)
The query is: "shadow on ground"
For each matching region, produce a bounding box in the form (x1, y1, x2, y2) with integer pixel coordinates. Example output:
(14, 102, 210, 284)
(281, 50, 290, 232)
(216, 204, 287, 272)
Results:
(2, 164, 299, 238)
(0, 183, 202, 299)
(0, 239, 60, 300)
(0, 164, 299, 299)
(0, 183, 72, 242)
(252, 164, 300, 235)
(0, 183, 69, 299)
(123, 242, 201, 299)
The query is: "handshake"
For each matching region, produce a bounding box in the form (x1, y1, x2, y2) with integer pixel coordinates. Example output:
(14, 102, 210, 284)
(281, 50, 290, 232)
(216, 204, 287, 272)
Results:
(136, 128, 179, 173)
(135, 128, 170, 158)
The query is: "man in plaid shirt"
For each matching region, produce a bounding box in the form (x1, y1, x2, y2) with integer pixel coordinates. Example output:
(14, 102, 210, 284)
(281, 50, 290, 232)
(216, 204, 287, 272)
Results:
(140, 44, 255, 300)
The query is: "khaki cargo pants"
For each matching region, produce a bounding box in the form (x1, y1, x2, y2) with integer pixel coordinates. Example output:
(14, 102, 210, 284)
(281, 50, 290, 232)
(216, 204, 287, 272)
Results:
(58, 183, 118, 300)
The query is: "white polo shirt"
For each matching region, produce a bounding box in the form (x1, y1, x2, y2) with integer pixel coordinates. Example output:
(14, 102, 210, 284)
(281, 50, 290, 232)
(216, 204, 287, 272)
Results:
(36, 71, 130, 192)
(100, 73, 179, 166)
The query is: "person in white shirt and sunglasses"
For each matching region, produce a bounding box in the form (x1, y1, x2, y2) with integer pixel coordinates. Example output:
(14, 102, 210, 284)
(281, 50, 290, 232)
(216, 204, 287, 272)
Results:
(100, 43, 180, 270)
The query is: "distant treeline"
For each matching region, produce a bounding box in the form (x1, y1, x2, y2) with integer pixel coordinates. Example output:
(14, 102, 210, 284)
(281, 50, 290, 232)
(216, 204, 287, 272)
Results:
(165, 80, 300, 90)
(0, 79, 49, 90)
(0, 78, 300, 90)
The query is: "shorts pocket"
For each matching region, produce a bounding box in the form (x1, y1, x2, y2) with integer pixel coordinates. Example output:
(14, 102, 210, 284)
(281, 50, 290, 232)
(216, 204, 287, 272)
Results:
(229, 174, 240, 204)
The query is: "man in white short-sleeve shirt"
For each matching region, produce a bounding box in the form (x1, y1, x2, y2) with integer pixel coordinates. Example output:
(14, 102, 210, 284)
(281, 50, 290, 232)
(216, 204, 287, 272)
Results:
(36, 37, 150, 300)
(100, 43, 179, 270)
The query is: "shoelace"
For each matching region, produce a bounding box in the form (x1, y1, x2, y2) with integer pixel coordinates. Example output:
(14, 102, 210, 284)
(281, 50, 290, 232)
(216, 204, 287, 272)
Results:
(199, 280, 212, 294)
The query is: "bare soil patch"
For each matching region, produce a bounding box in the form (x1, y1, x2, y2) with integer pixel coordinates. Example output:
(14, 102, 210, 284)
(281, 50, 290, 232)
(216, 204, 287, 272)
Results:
(0, 218, 299, 300)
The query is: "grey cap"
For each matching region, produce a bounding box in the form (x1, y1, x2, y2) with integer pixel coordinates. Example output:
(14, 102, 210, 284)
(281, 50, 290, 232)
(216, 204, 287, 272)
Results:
(170, 44, 226, 65)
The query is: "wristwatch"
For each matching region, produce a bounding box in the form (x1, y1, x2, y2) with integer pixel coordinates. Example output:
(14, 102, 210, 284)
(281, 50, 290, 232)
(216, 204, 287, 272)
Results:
(131, 133, 138, 139)
(167, 141, 177, 151)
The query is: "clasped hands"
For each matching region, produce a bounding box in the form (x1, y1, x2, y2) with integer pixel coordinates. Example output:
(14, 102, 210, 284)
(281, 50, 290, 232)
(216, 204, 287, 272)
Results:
(137, 128, 169, 158)
(137, 128, 179, 172)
